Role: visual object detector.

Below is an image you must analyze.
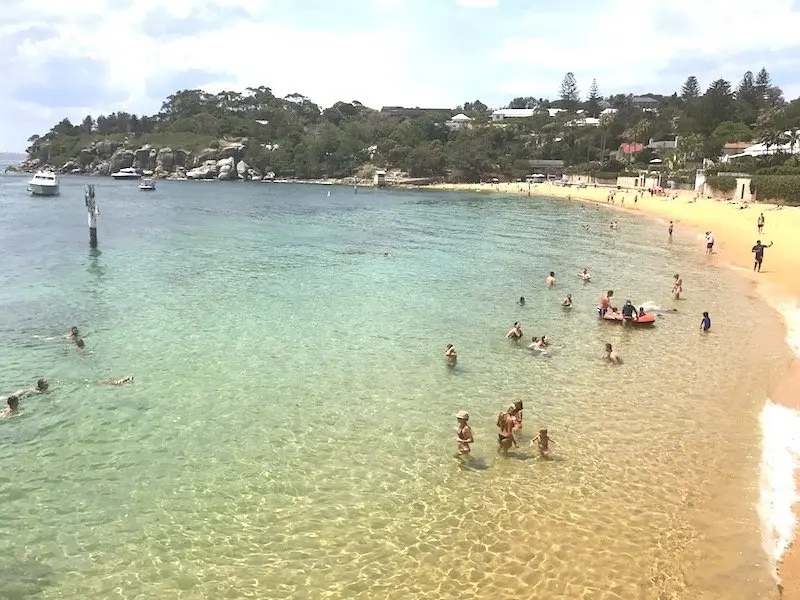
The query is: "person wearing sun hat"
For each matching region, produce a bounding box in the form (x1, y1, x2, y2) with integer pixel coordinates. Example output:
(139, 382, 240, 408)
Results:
(455, 410, 473, 457)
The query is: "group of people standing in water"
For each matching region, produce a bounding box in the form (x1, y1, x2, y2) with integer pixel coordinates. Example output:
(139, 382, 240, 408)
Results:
(1, 326, 133, 419)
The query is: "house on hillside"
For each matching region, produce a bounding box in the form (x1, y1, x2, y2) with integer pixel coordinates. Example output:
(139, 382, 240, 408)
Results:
(720, 142, 752, 157)
(380, 106, 451, 118)
(491, 108, 535, 121)
(446, 113, 473, 130)
(632, 96, 659, 112)
(647, 138, 677, 151)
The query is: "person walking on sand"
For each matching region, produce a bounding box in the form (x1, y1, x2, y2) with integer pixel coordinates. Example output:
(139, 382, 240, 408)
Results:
(758, 213, 765, 234)
(546, 271, 556, 287)
(668, 221, 674, 238)
(455, 410, 473, 458)
(701, 312, 711, 332)
(672, 274, 683, 299)
(752, 239, 773, 272)
(705, 231, 714, 255)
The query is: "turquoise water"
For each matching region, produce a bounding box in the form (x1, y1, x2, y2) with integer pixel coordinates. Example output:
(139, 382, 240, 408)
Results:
(0, 175, 788, 599)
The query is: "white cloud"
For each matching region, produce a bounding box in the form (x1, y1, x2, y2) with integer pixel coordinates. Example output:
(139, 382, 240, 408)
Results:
(457, 0, 499, 6)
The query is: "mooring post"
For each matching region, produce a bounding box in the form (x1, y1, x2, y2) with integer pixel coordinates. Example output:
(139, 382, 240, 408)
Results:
(85, 185, 99, 248)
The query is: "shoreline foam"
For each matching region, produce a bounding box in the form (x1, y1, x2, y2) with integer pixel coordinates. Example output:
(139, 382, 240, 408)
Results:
(423, 181, 800, 596)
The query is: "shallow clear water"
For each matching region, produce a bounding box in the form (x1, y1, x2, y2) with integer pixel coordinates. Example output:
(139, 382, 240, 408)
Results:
(0, 175, 788, 599)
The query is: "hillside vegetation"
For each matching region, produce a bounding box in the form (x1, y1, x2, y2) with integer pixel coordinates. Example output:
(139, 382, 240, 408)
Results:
(20, 69, 800, 182)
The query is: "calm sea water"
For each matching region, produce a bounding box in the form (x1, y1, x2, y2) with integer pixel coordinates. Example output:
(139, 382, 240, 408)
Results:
(0, 174, 789, 599)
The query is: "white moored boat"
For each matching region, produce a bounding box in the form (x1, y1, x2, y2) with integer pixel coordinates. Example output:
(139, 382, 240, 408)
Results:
(138, 178, 156, 191)
(28, 170, 60, 196)
(111, 167, 141, 179)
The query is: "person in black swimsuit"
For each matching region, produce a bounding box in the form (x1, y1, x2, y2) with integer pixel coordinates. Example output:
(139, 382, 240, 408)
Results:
(752, 239, 773, 272)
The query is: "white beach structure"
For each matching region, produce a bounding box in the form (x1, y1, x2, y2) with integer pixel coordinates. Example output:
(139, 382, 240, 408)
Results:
(722, 132, 800, 162)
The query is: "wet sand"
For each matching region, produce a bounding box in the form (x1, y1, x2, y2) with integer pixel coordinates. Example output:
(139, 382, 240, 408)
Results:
(425, 181, 800, 597)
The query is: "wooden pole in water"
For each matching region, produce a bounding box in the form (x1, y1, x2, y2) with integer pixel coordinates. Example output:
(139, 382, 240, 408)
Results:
(85, 184, 98, 248)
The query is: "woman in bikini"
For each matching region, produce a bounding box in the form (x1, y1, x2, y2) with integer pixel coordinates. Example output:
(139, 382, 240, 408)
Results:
(455, 410, 473, 458)
(497, 405, 520, 456)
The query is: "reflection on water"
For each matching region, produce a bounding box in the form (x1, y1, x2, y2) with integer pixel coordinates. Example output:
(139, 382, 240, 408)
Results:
(0, 178, 789, 599)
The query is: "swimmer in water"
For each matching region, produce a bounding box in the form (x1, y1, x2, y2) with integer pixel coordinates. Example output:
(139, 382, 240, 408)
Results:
(540, 335, 549, 348)
(561, 294, 572, 307)
(579, 268, 591, 281)
(518, 296, 525, 306)
(506, 322, 523, 341)
(2, 395, 19, 417)
(455, 410, 473, 458)
(603, 342, 620, 364)
(64, 326, 79, 339)
(546, 271, 556, 287)
(444, 344, 457, 367)
(530, 428, 555, 458)
(75, 338, 85, 350)
(528, 336, 544, 352)
(1, 379, 49, 402)
(97, 376, 134, 386)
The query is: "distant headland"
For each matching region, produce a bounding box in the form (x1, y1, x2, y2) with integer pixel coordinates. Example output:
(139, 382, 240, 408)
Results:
(11, 69, 800, 192)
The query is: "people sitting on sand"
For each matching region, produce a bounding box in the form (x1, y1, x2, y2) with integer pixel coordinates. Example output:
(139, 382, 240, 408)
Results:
(531, 428, 555, 458)
(506, 322, 523, 341)
(496, 405, 520, 456)
(621, 300, 637, 324)
(598, 290, 614, 317)
(2, 395, 20, 418)
(444, 344, 457, 367)
(603, 343, 620, 364)
(672, 274, 683, 299)
(518, 296, 525, 306)
(561, 293, 572, 307)
(64, 326, 79, 339)
(455, 410, 473, 458)
(701, 312, 711, 332)
(579, 268, 591, 281)
(546, 271, 556, 287)
(97, 376, 134, 386)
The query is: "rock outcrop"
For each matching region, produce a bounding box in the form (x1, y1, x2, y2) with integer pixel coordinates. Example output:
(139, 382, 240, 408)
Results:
(187, 160, 218, 180)
(217, 156, 236, 180)
(109, 149, 134, 173)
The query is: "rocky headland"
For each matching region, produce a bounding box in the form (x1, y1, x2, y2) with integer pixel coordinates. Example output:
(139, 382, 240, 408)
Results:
(14, 139, 269, 181)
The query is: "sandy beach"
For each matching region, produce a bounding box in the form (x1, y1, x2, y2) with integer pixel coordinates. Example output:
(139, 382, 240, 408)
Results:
(425, 180, 800, 598)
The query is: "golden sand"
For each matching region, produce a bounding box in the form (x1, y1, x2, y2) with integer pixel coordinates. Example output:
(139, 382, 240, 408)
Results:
(425, 180, 800, 597)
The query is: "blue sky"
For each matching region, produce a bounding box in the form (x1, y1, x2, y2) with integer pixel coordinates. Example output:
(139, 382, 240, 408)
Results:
(2, 0, 800, 151)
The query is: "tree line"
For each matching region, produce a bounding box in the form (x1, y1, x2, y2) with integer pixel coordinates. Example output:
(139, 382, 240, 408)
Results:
(25, 69, 800, 182)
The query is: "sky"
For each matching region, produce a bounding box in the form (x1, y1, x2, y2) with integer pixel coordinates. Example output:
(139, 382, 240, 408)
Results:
(3, 0, 800, 151)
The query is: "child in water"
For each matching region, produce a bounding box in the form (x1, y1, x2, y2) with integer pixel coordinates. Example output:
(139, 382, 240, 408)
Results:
(531, 428, 555, 458)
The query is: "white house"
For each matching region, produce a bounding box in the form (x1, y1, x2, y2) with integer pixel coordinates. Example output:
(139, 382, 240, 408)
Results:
(491, 108, 535, 121)
(547, 108, 566, 118)
(446, 113, 473, 130)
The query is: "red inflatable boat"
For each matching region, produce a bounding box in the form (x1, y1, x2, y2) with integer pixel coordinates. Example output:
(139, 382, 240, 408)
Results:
(601, 312, 656, 326)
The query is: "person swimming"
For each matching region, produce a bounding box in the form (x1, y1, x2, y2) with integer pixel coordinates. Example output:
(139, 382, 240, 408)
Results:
(506, 322, 523, 341)
(97, 376, 134, 386)
(603, 343, 620, 364)
(579, 268, 591, 281)
(64, 326, 79, 339)
(75, 338, 85, 350)
(530, 428, 555, 458)
(529, 336, 544, 352)
(561, 294, 572, 307)
(546, 272, 556, 287)
(455, 410, 473, 457)
(2, 395, 19, 418)
(444, 344, 457, 367)
(518, 296, 526, 306)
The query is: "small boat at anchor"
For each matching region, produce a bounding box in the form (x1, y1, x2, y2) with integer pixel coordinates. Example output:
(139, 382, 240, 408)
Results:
(28, 169, 60, 196)
(138, 178, 156, 191)
(111, 167, 141, 179)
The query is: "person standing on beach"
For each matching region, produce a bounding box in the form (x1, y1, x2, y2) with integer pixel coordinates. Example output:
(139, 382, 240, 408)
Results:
(705, 231, 715, 255)
(701, 312, 711, 332)
(455, 410, 473, 458)
(668, 221, 674, 238)
(757, 213, 765, 234)
(752, 240, 773, 272)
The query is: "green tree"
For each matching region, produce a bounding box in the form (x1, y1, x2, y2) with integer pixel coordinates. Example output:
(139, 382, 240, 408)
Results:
(81, 115, 94, 134)
(697, 79, 734, 135)
(736, 71, 759, 109)
(585, 78, 601, 117)
(508, 97, 536, 109)
(558, 72, 580, 110)
(681, 76, 700, 100)
(712, 121, 753, 142)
